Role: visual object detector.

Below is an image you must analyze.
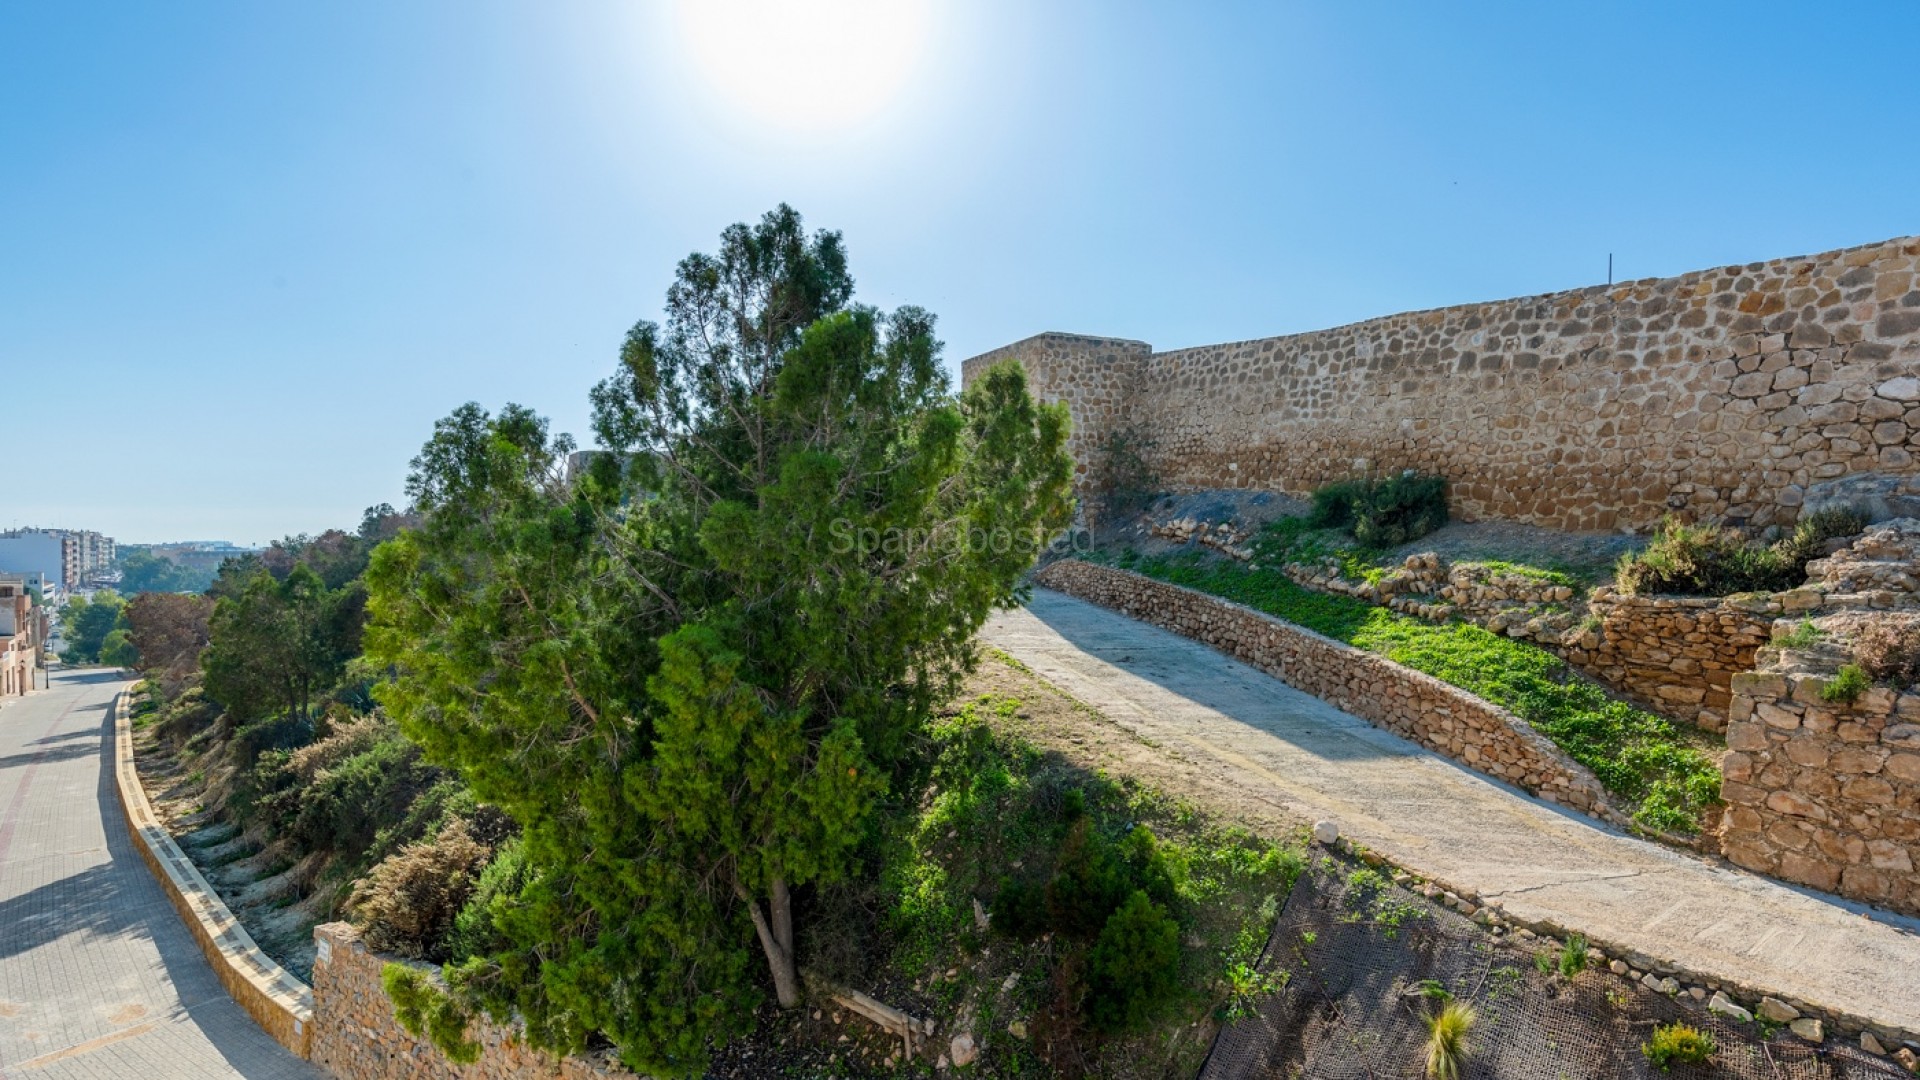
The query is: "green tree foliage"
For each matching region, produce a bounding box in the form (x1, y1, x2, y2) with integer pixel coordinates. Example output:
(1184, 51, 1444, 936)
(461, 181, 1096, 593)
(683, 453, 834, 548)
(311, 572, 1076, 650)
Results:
(99, 628, 139, 667)
(202, 564, 359, 731)
(1086, 890, 1183, 1033)
(59, 591, 127, 664)
(117, 549, 216, 594)
(365, 205, 1074, 1075)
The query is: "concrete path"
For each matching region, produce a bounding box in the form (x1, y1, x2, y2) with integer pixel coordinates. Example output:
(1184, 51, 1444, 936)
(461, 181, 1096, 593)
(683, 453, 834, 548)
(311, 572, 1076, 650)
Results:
(0, 670, 319, 1079)
(983, 590, 1920, 1035)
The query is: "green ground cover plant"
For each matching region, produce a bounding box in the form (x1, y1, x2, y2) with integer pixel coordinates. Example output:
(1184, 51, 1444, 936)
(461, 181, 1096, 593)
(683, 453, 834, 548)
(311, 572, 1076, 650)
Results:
(1114, 554, 1722, 834)
(1249, 514, 1587, 593)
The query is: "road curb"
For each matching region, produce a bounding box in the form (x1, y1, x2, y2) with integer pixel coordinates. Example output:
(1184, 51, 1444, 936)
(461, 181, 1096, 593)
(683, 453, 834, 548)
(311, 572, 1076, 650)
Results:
(111, 688, 315, 1058)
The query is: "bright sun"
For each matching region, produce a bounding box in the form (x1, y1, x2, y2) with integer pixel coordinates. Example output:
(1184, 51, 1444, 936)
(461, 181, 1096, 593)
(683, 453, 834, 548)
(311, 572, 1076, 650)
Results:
(673, 0, 934, 134)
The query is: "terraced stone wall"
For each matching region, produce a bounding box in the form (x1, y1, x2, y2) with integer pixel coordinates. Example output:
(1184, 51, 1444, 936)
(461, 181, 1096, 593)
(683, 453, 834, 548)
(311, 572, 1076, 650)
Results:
(1568, 592, 1780, 731)
(1721, 672, 1920, 916)
(964, 235, 1920, 531)
(1033, 559, 1616, 819)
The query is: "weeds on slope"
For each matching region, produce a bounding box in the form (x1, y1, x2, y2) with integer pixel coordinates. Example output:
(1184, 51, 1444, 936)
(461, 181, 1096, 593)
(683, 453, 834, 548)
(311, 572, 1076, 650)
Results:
(813, 691, 1305, 1077)
(1107, 555, 1722, 836)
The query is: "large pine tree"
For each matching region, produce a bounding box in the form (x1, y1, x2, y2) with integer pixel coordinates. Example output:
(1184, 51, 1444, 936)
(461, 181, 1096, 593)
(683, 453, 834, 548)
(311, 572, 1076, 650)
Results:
(366, 205, 1073, 1075)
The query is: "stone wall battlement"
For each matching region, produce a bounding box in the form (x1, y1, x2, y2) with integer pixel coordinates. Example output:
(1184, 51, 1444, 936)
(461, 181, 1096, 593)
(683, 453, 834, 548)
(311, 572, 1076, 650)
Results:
(964, 236, 1920, 531)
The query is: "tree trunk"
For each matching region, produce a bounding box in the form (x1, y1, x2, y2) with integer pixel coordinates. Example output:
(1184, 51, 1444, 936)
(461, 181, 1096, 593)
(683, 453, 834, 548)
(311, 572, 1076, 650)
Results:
(771, 877, 794, 967)
(741, 877, 802, 1009)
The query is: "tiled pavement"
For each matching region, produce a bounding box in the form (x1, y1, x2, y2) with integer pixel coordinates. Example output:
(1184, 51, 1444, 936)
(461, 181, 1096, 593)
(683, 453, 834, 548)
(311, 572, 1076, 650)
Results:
(0, 670, 319, 1079)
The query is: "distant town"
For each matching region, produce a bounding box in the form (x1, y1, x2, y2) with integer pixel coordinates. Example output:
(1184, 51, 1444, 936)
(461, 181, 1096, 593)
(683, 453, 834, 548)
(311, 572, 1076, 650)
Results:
(0, 526, 257, 698)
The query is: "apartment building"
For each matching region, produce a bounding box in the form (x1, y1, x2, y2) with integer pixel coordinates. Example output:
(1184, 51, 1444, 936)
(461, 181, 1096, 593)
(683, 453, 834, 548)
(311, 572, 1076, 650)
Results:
(0, 527, 118, 589)
(0, 574, 43, 697)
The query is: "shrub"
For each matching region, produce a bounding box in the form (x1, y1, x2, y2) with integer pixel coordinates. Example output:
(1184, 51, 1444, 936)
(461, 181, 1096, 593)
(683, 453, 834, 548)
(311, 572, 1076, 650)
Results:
(1041, 817, 1181, 940)
(1616, 519, 1776, 595)
(154, 685, 220, 746)
(1085, 890, 1182, 1033)
(1617, 509, 1868, 597)
(1853, 617, 1920, 689)
(350, 818, 492, 960)
(1351, 473, 1449, 548)
(288, 727, 444, 858)
(1308, 479, 1371, 529)
(1774, 505, 1870, 567)
(1821, 664, 1871, 704)
(1423, 1000, 1475, 1079)
(1307, 474, 1449, 548)
(228, 712, 315, 770)
(1642, 1022, 1715, 1069)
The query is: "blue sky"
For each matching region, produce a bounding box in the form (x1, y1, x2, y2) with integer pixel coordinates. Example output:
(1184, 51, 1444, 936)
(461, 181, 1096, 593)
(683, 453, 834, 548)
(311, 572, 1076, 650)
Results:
(4, 2, 1916, 544)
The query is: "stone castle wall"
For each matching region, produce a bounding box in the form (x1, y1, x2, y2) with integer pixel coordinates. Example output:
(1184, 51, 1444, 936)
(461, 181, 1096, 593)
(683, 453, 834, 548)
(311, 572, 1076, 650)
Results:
(1720, 670, 1920, 916)
(964, 236, 1920, 531)
(1033, 559, 1617, 819)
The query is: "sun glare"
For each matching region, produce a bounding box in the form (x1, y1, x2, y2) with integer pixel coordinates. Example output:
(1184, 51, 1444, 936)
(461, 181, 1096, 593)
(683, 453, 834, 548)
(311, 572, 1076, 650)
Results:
(673, 0, 934, 134)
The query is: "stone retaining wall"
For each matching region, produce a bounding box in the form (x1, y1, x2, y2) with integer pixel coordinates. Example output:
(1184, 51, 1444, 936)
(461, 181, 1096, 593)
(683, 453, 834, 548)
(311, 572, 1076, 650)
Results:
(1720, 668, 1920, 916)
(309, 922, 637, 1080)
(114, 691, 315, 1058)
(965, 235, 1920, 531)
(1033, 560, 1617, 819)
(1567, 592, 1779, 731)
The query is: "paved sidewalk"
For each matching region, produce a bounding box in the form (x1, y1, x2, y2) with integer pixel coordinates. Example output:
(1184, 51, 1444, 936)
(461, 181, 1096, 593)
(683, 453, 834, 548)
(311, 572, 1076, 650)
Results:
(983, 590, 1920, 1036)
(0, 669, 318, 1079)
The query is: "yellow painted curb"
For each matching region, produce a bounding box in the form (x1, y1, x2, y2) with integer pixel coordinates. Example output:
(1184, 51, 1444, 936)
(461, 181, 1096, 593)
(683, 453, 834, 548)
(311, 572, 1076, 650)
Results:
(112, 690, 315, 1058)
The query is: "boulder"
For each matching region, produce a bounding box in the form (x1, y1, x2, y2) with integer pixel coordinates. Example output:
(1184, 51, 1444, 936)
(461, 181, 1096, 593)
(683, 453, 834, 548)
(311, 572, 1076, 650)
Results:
(1789, 1017, 1824, 1043)
(1802, 473, 1920, 524)
(1708, 992, 1753, 1023)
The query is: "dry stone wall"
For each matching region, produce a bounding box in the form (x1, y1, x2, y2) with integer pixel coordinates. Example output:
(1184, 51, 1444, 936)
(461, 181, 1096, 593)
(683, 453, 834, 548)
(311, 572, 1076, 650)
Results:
(1720, 667, 1920, 916)
(1567, 591, 1779, 732)
(964, 236, 1920, 531)
(1033, 559, 1617, 819)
